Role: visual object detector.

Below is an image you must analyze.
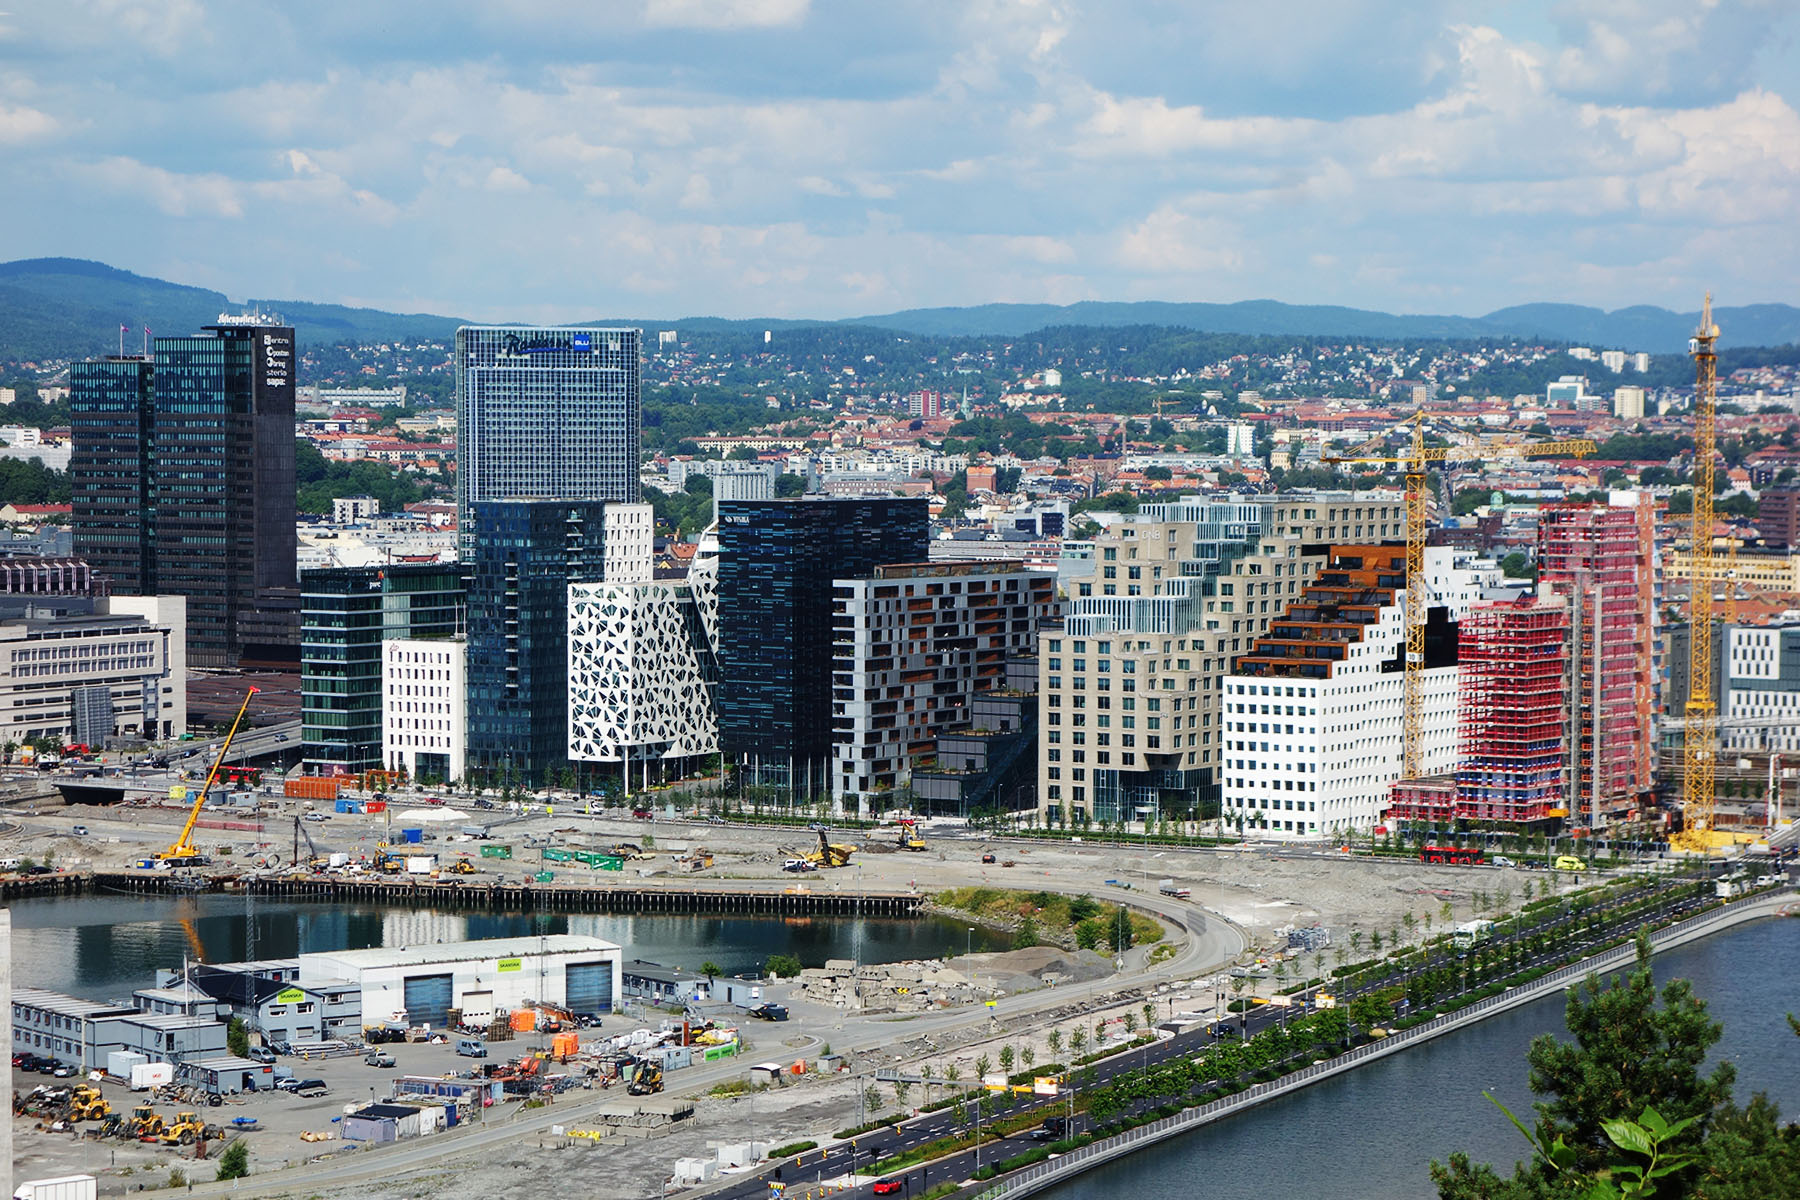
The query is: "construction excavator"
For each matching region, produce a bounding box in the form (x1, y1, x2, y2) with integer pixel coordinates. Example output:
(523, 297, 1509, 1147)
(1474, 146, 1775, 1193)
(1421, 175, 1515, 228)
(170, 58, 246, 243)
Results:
(161, 1110, 222, 1146)
(157, 687, 259, 867)
(801, 828, 857, 869)
(67, 1085, 110, 1122)
(895, 818, 927, 852)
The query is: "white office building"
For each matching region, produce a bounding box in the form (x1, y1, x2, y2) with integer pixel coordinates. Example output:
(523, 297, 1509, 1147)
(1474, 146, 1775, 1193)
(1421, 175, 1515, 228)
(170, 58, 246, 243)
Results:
(382, 638, 466, 784)
(1220, 546, 1501, 839)
(0, 595, 186, 744)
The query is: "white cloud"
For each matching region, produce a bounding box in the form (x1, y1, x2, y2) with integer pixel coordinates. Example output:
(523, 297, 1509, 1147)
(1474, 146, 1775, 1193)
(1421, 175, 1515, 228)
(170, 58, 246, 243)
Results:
(640, 0, 810, 30)
(484, 165, 531, 192)
(0, 101, 54, 142)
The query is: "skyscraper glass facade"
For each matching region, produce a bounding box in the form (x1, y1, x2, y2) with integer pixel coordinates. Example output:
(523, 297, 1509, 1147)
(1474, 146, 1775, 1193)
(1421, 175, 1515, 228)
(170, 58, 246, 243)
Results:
(301, 564, 464, 776)
(70, 323, 298, 670)
(465, 499, 610, 785)
(454, 327, 641, 545)
(69, 357, 154, 594)
(714, 497, 928, 794)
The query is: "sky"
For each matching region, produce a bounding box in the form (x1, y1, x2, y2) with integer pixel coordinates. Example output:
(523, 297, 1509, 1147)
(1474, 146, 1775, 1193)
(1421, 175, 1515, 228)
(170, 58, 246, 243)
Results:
(2, 0, 1798, 323)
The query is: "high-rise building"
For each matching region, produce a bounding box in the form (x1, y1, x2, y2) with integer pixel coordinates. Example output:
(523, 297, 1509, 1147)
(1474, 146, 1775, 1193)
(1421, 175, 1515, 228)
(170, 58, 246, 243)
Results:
(830, 561, 1056, 812)
(68, 357, 154, 593)
(464, 498, 610, 785)
(1219, 546, 1498, 839)
(1537, 496, 1657, 825)
(1613, 386, 1647, 420)
(300, 564, 464, 776)
(714, 497, 929, 795)
(454, 326, 641, 544)
(383, 637, 467, 785)
(1037, 493, 1409, 827)
(1759, 488, 1800, 550)
(1391, 593, 1571, 828)
(70, 321, 298, 670)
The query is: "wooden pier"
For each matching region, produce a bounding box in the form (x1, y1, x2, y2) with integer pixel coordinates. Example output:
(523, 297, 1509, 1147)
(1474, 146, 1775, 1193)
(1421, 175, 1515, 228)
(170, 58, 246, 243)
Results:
(243, 874, 926, 916)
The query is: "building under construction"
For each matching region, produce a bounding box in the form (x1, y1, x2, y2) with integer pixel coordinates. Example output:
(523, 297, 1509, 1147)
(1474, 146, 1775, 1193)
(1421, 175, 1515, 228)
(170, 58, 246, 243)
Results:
(1537, 496, 1657, 826)
(1387, 592, 1570, 828)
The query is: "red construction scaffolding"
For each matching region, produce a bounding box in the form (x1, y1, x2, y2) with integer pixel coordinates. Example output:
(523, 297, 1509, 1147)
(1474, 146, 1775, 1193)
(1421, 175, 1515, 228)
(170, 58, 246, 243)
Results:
(1453, 595, 1570, 824)
(1538, 501, 1656, 825)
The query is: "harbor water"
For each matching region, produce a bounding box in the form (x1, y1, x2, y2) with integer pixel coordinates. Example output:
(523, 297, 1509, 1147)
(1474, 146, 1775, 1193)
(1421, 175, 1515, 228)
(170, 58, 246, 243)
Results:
(3, 892, 1012, 1001)
(1045, 917, 1800, 1200)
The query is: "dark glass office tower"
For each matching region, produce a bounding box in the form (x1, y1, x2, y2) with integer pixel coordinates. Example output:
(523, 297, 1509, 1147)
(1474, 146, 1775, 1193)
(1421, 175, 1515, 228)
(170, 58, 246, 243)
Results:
(70, 321, 299, 670)
(714, 497, 928, 796)
(301, 564, 464, 775)
(465, 499, 609, 785)
(69, 357, 154, 593)
(455, 327, 640, 549)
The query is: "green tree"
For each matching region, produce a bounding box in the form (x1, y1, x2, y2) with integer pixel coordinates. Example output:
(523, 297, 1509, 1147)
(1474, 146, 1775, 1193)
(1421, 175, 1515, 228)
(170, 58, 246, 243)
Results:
(765, 953, 802, 978)
(226, 1018, 250, 1059)
(701, 961, 722, 985)
(215, 1139, 250, 1181)
(1500, 551, 1535, 579)
(774, 472, 807, 497)
(1430, 938, 1764, 1200)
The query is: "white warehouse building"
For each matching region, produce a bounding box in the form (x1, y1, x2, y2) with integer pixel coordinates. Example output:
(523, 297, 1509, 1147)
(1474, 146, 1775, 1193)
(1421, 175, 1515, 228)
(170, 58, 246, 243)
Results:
(1221, 545, 1506, 840)
(297, 934, 623, 1028)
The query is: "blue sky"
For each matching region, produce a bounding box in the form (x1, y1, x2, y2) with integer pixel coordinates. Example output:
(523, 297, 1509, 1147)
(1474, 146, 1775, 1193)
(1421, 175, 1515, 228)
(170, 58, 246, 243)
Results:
(3, 0, 1797, 322)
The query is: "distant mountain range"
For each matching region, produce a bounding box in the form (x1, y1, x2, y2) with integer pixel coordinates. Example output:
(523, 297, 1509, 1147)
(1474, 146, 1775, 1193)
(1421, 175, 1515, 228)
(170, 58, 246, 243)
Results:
(2, 257, 1795, 362)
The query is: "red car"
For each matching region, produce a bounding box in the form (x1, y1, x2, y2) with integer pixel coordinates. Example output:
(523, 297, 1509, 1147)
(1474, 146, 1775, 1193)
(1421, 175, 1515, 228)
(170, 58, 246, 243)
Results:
(872, 1181, 903, 1197)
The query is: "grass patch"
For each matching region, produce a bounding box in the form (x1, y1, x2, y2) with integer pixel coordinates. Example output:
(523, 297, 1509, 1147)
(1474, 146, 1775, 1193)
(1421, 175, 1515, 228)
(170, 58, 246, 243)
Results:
(933, 886, 1164, 947)
(768, 1140, 817, 1159)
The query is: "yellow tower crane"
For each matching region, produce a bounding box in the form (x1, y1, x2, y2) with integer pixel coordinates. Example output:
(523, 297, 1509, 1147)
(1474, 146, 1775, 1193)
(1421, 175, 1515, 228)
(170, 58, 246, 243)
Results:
(1676, 296, 1723, 853)
(157, 686, 259, 864)
(1326, 418, 1596, 779)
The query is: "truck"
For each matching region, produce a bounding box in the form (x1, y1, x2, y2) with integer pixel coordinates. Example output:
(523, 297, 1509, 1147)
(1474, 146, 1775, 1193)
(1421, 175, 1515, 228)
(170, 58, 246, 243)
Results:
(1452, 919, 1495, 950)
(13, 1177, 98, 1200)
(1157, 879, 1191, 898)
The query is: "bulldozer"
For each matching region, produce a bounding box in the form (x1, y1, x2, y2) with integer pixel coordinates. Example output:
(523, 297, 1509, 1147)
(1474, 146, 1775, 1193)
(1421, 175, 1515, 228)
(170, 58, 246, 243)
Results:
(129, 1104, 167, 1139)
(67, 1085, 110, 1122)
(626, 1058, 664, 1096)
(161, 1110, 219, 1146)
(446, 859, 478, 875)
(803, 828, 856, 869)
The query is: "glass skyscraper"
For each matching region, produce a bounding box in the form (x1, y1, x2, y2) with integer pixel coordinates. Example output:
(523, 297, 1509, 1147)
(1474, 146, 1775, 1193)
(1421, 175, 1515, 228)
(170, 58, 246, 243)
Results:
(465, 498, 610, 785)
(301, 564, 464, 776)
(714, 497, 929, 797)
(454, 326, 641, 546)
(70, 321, 298, 670)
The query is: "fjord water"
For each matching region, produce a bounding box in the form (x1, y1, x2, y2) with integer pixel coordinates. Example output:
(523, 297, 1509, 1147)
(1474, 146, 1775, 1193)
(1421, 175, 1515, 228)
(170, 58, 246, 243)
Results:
(1047, 918, 1799, 1200)
(4, 893, 1011, 1000)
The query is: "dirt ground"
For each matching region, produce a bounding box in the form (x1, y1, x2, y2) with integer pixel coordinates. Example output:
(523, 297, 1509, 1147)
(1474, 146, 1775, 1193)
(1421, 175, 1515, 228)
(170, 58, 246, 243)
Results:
(7, 792, 1544, 1196)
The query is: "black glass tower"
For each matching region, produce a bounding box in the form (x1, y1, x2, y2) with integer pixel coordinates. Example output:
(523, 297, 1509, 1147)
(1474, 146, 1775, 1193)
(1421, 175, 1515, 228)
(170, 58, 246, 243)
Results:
(465, 498, 609, 785)
(70, 322, 299, 670)
(714, 497, 928, 796)
(68, 357, 154, 593)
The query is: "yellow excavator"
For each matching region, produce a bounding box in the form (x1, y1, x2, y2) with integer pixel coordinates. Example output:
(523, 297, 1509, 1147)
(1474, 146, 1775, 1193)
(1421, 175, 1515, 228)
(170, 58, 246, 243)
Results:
(67, 1085, 110, 1122)
(626, 1058, 664, 1095)
(804, 828, 857, 868)
(895, 818, 927, 852)
(156, 688, 258, 867)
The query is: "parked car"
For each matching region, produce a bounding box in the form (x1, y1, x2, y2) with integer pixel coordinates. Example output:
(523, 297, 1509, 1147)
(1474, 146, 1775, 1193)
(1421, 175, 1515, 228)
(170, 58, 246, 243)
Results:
(1491, 855, 1516, 868)
(455, 1038, 488, 1058)
(71, 824, 89, 837)
(247, 1046, 276, 1064)
(364, 1051, 396, 1068)
(747, 1003, 789, 1022)
(872, 1181, 903, 1196)
(573, 1013, 604, 1029)
(292, 1079, 329, 1097)
(782, 858, 814, 873)
(981, 853, 997, 864)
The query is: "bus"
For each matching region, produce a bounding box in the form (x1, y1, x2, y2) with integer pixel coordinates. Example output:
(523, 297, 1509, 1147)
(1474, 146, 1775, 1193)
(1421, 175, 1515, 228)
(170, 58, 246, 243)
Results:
(1420, 845, 1484, 865)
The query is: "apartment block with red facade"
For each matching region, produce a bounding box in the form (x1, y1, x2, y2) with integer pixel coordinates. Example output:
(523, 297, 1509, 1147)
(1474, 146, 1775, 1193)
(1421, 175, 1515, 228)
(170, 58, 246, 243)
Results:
(1537, 495, 1657, 826)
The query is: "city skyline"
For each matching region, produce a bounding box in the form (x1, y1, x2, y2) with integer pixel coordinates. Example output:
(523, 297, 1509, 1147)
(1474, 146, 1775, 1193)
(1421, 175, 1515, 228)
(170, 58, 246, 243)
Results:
(3, 2, 1797, 324)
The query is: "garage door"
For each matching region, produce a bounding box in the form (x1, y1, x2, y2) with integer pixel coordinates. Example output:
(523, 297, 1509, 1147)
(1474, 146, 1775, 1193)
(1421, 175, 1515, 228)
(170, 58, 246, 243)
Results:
(403, 973, 454, 1027)
(564, 962, 613, 1014)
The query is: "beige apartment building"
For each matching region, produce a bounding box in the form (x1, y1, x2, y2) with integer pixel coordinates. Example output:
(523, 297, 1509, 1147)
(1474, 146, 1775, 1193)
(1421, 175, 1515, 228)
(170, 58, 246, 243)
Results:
(1038, 492, 1406, 827)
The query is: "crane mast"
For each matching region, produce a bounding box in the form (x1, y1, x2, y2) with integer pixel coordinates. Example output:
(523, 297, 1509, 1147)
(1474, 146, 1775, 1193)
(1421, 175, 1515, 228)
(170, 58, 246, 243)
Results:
(1679, 295, 1720, 850)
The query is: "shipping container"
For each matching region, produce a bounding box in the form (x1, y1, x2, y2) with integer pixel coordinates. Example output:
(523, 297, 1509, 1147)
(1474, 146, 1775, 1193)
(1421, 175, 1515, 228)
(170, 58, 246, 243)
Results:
(130, 1063, 173, 1091)
(12, 1176, 98, 1200)
(106, 1051, 148, 1080)
(480, 844, 512, 860)
(404, 855, 436, 874)
(285, 778, 340, 801)
(400, 828, 424, 844)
